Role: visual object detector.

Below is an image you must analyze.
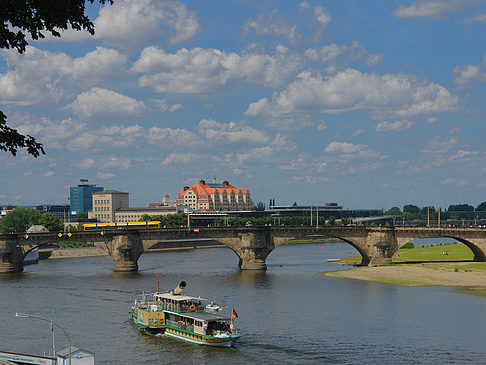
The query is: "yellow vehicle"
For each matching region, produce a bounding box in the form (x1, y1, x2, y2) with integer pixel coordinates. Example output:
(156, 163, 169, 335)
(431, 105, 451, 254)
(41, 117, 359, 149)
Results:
(83, 221, 161, 231)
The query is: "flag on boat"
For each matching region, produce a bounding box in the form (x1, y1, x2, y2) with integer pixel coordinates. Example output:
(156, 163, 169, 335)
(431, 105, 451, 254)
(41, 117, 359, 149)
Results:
(232, 309, 238, 319)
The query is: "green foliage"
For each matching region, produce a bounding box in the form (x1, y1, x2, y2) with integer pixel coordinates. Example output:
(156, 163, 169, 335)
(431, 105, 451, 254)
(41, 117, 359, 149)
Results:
(448, 204, 474, 212)
(38, 213, 63, 232)
(140, 214, 151, 222)
(401, 242, 415, 249)
(255, 202, 266, 211)
(386, 207, 402, 215)
(144, 213, 189, 227)
(76, 212, 88, 219)
(0, 0, 112, 157)
(403, 205, 420, 214)
(0, 207, 41, 233)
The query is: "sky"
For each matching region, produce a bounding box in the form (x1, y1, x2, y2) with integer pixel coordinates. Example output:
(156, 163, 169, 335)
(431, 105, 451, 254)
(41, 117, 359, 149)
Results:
(2, 0, 486, 210)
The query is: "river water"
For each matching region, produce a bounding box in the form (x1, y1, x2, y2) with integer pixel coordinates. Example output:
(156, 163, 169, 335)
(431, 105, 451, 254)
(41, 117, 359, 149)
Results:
(1, 241, 486, 364)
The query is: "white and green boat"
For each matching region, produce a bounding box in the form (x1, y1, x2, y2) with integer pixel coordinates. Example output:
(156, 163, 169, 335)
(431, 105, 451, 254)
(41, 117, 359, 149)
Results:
(131, 281, 241, 347)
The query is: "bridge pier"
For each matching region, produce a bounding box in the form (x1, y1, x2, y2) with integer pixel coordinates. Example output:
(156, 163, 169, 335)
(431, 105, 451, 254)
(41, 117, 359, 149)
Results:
(108, 234, 143, 272)
(0, 239, 24, 273)
(233, 231, 272, 270)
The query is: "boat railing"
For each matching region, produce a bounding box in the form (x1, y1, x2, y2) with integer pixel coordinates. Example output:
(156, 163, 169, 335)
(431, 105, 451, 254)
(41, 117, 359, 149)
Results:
(155, 302, 206, 313)
(166, 319, 194, 332)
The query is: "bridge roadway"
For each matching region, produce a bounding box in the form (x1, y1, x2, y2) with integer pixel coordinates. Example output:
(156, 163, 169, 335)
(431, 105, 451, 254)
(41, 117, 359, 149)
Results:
(2, 226, 486, 273)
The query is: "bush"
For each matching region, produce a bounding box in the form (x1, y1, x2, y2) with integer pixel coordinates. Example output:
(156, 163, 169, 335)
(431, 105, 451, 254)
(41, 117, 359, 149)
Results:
(401, 242, 415, 249)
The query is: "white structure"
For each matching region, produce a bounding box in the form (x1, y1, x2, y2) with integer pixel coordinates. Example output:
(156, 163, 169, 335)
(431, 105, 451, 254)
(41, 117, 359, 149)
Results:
(56, 347, 95, 365)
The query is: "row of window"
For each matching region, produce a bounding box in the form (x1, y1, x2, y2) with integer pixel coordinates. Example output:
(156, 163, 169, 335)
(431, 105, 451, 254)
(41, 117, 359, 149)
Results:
(95, 206, 109, 212)
(95, 199, 110, 205)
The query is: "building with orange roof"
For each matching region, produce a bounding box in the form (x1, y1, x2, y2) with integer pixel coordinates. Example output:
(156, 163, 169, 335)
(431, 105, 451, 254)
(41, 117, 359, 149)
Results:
(175, 180, 254, 211)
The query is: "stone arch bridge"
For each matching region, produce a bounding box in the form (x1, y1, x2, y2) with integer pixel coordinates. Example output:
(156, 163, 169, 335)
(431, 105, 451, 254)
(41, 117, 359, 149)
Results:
(2, 226, 486, 273)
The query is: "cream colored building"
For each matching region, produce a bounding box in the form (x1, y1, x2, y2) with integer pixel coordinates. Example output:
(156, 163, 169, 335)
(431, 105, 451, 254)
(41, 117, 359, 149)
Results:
(89, 190, 129, 223)
(115, 206, 184, 222)
(174, 179, 254, 211)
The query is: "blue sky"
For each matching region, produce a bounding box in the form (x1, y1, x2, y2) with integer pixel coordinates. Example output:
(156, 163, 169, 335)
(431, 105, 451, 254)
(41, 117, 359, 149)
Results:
(2, 0, 486, 210)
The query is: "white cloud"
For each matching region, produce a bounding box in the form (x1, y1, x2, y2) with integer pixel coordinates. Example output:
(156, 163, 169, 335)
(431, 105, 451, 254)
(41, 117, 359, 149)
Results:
(464, 13, 486, 23)
(147, 127, 200, 147)
(0, 47, 72, 105)
(103, 157, 131, 169)
(44, 171, 56, 177)
(393, 0, 482, 18)
(453, 58, 486, 87)
(196, 119, 269, 145)
(242, 10, 300, 44)
(352, 128, 364, 137)
(133, 45, 302, 93)
(300, 1, 331, 36)
(68, 88, 145, 119)
(96, 172, 115, 179)
(375, 120, 413, 132)
(75, 158, 96, 169)
(162, 152, 200, 165)
(316, 120, 328, 131)
(305, 41, 383, 67)
(169, 103, 183, 112)
(80, 0, 201, 50)
(324, 141, 382, 159)
(245, 69, 457, 121)
(72, 47, 127, 86)
(69, 124, 145, 150)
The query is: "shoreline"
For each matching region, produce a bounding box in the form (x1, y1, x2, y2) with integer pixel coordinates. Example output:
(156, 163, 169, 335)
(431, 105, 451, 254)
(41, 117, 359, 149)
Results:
(323, 262, 486, 287)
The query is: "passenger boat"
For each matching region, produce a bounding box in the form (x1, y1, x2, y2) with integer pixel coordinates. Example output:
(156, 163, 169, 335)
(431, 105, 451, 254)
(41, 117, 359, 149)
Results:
(131, 281, 240, 347)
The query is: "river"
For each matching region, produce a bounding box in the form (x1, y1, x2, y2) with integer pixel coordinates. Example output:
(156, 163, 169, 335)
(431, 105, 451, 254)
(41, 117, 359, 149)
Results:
(1, 241, 486, 364)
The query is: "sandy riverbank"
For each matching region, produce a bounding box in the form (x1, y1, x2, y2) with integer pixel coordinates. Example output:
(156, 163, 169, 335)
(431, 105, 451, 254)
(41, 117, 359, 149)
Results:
(48, 247, 107, 259)
(323, 262, 486, 287)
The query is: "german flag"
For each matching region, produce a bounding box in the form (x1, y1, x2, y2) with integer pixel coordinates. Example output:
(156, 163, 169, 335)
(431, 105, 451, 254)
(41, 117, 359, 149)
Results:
(232, 309, 238, 319)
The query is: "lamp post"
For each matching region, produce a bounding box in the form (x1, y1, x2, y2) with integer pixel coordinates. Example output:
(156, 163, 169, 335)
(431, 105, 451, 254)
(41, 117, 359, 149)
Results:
(15, 312, 71, 365)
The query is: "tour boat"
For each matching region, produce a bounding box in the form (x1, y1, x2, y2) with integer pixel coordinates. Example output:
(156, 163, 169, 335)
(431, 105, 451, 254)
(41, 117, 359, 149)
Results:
(131, 281, 240, 347)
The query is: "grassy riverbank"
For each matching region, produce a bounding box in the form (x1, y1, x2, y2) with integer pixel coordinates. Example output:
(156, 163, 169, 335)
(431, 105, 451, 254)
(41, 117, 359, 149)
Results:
(323, 243, 486, 292)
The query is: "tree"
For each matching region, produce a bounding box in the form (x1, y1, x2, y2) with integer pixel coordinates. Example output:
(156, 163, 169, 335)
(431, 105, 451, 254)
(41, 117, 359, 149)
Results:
(447, 204, 474, 212)
(386, 207, 402, 215)
(403, 205, 420, 215)
(0, 0, 112, 157)
(477, 202, 486, 211)
(38, 213, 63, 232)
(0, 207, 41, 233)
(255, 202, 266, 211)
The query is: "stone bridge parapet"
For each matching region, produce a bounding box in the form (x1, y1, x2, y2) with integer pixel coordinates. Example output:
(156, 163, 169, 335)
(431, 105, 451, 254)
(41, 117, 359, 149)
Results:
(3, 226, 486, 273)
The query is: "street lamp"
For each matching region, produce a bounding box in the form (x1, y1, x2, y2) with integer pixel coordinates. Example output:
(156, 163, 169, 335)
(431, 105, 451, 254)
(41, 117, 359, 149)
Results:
(15, 312, 71, 365)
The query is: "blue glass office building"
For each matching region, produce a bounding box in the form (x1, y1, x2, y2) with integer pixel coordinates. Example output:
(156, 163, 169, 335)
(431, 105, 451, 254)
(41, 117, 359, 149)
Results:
(70, 181, 103, 214)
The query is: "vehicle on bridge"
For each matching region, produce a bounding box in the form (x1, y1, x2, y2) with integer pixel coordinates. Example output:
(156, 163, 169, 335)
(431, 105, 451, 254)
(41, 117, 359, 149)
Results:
(131, 281, 240, 347)
(83, 221, 161, 231)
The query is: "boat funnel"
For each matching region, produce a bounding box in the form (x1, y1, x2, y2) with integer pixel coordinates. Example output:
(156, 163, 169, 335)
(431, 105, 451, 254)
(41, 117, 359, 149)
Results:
(171, 281, 186, 295)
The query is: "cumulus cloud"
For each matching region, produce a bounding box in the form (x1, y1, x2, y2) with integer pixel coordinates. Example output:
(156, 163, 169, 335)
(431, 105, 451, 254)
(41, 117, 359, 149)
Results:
(305, 41, 384, 67)
(464, 13, 486, 23)
(72, 47, 127, 86)
(0, 46, 129, 107)
(375, 120, 413, 132)
(242, 9, 300, 44)
(162, 152, 200, 165)
(147, 127, 200, 147)
(41, 0, 201, 50)
(324, 141, 383, 159)
(75, 158, 96, 169)
(300, 1, 331, 38)
(453, 57, 486, 87)
(393, 0, 482, 18)
(0, 47, 72, 105)
(44, 171, 56, 177)
(133, 45, 303, 93)
(245, 69, 457, 122)
(196, 119, 269, 145)
(96, 172, 115, 179)
(67, 88, 145, 119)
(69, 124, 145, 150)
(316, 120, 328, 131)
